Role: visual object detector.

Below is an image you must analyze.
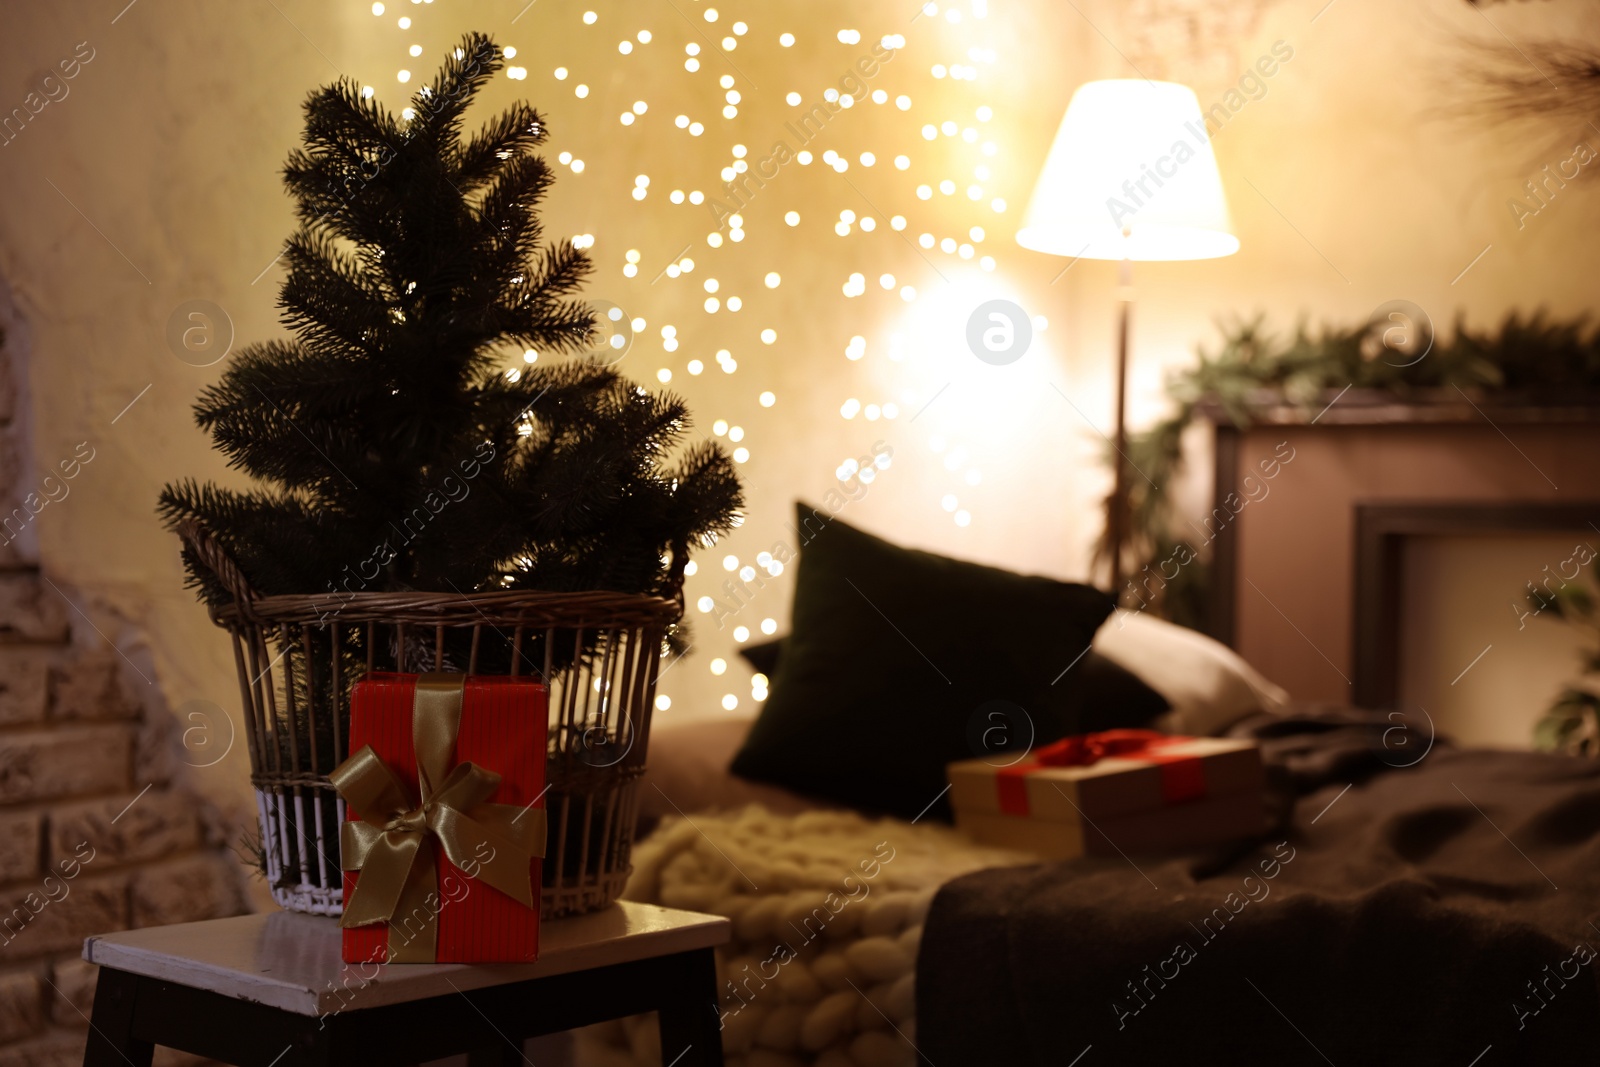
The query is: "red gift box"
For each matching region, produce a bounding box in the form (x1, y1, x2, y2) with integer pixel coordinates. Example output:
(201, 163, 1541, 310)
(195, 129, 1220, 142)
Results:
(336, 672, 548, 964)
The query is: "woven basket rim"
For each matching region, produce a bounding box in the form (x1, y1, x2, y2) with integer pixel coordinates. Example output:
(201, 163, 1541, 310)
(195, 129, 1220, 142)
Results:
(208, 586, 683, 628)
(175, 518, 687, 629)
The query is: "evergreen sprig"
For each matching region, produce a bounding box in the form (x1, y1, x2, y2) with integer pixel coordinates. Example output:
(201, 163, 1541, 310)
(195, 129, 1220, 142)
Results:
(161, 32, 742, 615)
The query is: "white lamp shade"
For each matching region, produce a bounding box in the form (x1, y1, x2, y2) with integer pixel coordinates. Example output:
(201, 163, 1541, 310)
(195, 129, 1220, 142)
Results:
(1017, 80, 1239, 262)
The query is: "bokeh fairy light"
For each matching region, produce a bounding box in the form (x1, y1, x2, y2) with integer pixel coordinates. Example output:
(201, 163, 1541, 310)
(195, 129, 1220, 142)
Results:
(369, 0, 1023, 713)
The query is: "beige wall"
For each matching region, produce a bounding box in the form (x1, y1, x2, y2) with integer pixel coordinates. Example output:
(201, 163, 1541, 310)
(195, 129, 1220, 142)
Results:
(0, 0, 1597, 815)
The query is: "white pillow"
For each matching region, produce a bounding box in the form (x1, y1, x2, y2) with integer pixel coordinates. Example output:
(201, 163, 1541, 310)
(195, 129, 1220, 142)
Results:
(1092, 610, 1289, 735)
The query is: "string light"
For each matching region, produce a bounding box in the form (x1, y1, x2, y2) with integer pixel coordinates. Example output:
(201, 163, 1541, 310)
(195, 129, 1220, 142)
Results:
(459, 2, 1014, 648)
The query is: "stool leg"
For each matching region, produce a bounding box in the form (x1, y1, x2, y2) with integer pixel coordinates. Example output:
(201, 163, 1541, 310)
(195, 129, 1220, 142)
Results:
(656, 948, 724, 1067)
(83, 968, 154, 1067)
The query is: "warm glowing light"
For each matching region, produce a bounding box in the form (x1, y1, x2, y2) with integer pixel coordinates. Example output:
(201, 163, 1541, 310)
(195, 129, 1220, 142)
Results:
(759, 391, 776, 407)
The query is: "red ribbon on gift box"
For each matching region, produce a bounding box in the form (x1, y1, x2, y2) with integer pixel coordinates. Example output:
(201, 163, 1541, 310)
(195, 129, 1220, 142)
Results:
(994, 729, 1207, 816)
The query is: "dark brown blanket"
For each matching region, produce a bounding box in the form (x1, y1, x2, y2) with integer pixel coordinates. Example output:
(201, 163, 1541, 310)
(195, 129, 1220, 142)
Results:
(917, 710, 1600, 1065)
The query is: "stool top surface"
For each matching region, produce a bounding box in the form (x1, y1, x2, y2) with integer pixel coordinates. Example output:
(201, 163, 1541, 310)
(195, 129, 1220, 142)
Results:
(83, 901, 729, 1017)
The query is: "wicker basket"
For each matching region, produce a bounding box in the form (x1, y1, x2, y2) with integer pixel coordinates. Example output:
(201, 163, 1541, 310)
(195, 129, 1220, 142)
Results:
(177, 521, 682, 919)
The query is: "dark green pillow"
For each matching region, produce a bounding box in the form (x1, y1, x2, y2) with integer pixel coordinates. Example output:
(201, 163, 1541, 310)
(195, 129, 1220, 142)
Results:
(739, 639, 1170, 733)
(737, 638, 783, 677)
(729, 504, 1115, 821)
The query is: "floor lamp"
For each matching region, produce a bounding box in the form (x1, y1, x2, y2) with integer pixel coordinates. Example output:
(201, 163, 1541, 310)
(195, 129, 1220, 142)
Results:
(1017, 80, 1239, 597)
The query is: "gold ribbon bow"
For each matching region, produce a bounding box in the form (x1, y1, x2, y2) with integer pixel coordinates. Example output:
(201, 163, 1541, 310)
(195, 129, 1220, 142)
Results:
(329, 673, 547, 963)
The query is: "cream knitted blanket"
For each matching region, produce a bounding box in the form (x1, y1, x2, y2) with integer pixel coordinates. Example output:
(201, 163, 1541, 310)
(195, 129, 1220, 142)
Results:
(576, 805, 1034, 1067)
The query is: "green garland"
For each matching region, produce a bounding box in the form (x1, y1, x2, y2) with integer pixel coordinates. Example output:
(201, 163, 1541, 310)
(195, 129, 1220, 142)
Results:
(1112, 311, 1600, 631)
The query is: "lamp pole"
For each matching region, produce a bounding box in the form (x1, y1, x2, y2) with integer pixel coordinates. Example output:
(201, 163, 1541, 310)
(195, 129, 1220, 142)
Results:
(1108, 256, 1132, 600)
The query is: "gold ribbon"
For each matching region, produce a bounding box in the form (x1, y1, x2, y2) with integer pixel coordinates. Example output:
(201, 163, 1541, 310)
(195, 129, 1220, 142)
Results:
(330, 673, 547, 963)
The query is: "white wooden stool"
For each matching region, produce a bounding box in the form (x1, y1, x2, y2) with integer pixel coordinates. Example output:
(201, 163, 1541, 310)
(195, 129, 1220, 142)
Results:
(80, 901, 729, 1066)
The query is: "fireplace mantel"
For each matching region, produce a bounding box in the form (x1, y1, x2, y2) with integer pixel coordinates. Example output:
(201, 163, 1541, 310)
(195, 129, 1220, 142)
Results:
(1198, 391, 1600, 429)
(1200, 397, 1600, 707)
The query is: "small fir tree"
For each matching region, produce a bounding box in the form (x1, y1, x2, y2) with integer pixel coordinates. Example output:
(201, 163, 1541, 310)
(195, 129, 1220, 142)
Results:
(160, 33, 741, 634)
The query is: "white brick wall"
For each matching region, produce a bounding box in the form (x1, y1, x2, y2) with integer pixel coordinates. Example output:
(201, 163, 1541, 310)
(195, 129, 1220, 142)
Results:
(0, 323, 245, 1067)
